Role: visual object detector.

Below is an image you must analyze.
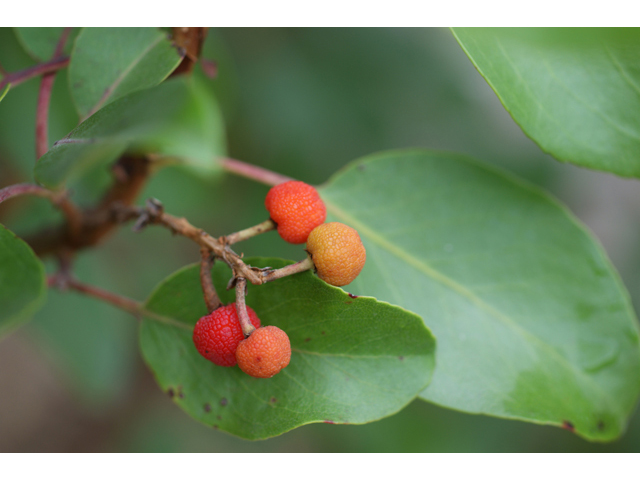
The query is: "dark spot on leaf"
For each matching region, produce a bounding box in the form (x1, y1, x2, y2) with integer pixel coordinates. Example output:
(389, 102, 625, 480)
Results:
(270, 397, 277, 403)
(220, 398, 228, 407)
(597, 421, 605, 431)
(305, 338, 311, 342)
(324, 420, 335, 424)
(213, 424, 218, 430)
(348, 293, 359, 299)
(204, 403, 211, 412)
(167, 388, 175, 398)
(357, 164, 365, 171)
(345, 301, 352, 304)
(561, 421, 575, 432)
(321, 331, 325, 335)
(217, 415, 222, 420)
(398, 356, 404, 361)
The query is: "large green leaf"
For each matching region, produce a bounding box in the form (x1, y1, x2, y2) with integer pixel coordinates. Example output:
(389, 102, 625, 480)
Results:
(35, 76, 226, 189)
(451, 28, 640, 177)
(14, 27, 79, 61)
(139, 258, 435, 440)
(69, 28, 182, 119)
(0, 224, 46, 338)
(319, 149, 640, 442)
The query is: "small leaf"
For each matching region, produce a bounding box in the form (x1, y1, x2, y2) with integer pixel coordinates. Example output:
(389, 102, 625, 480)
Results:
(139, 258, 435, 440)
(0, 83, 9, 103)
(452, 28, 640, 177)
(69, 27, 183, 119)
(14, 27, 78, 61)
(35, 76, 226, 188)
(319, 149, 640, 442)
(0, 224, 47, 338)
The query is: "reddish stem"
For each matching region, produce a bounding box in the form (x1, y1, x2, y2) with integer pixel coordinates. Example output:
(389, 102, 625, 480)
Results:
(36, 74, 55, 159)
(64, 277, 143, 316)
(0, 56, 69, 91)
(0, 183, 55, 204)
(220, 157, 294, 187)
(35, 28, 73, 160)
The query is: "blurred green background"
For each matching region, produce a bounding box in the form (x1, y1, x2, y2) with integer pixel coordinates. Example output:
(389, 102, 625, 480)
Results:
(1, 27, 640, 452)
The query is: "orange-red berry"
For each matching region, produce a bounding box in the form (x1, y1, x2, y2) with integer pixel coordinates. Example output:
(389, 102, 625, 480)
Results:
(306, 222, 366, 287)
(236, 326, 291, 378)
(193, 304, 261, 367)
(265, 180, 326, 244)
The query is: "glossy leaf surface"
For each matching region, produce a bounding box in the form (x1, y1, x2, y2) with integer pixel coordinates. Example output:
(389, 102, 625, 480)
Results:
(69, 27, 182, 119)
(319, 149, 640, 441)
(139, 258, 435, 440)
(452, 28, 640, 177)
(35, 77, 225, 188)
(0, 224, 46, 338)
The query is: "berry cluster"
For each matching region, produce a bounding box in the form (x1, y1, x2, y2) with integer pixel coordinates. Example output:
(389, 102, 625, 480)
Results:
(192, 180, 366, 378)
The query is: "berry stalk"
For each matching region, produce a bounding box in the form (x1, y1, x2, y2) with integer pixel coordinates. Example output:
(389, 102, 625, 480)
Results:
(263, 257, 314, 283)
(234, 278, 256, 337)
(224, 219, 276, 245)
(200, 247, 222, 313)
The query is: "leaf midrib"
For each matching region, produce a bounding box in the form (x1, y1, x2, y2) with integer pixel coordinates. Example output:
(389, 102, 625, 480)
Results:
(83, 33, 166, 119)
(322, 194, 622, 417)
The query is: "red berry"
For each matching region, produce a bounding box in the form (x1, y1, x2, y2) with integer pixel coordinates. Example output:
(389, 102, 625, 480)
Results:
(192, 304, 261, 367)
(265, 180, 326, 244)
(236, 326, 291, 378)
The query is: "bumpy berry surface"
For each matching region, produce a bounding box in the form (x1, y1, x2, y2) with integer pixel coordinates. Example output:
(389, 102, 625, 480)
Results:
(265, 180, 326, 244)
(236, 326, 291, 378)
(192, 304, 261, 367)
(306, 222, 366, 287)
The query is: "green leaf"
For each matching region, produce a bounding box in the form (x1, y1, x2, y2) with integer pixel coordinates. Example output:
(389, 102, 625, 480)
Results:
(69, 27, 183, 119)
(35, 76, 226, 189)
(139, 258, 435, 440)
(14, 27, 79, 61)
(319, 149, 640, 442)
(0, 224, 46, 338)
(0, 83, 9, 103)
(451, 28, 640, 177)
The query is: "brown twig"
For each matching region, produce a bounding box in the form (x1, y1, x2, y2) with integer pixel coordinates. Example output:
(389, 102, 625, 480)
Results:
(0, 56, 69, 92)
(234, 278, 256, 337)
(111, 199, 264, 286)
(170, 27, 209, 77)
(36, 28, 73, 160)
(0, 182, 83, 238)
(223, 219, 276, 245)
(25, 155, 151, 256)
(220, 157, 294, 187)
(200, 247, 222, 313)
(262, 257, 314, 283)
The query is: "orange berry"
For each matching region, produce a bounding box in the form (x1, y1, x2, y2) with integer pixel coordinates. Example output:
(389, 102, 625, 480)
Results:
(236, 326, 291, 378)
(265, 180, 326, 244)
(192, 304, 261, 367)
(306, 222, 366, 287)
